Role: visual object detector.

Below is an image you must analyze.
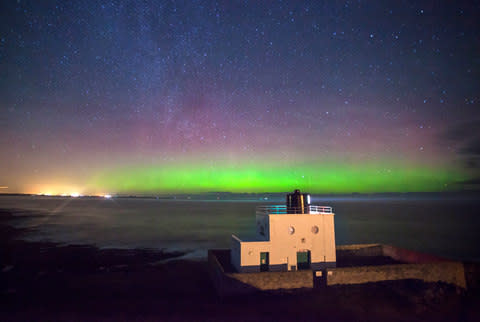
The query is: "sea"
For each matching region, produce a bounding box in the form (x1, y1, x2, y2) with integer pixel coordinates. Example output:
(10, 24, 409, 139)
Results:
(1, 194, 480, 262)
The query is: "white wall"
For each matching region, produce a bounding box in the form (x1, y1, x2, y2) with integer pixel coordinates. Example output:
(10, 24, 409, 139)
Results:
(231, 235, 242, 271)
(268, 214, 336, 267)
(255, 214, 269, 240)
(322, 214, 336, 262)
(239, 240, 271, 267)
(232, 213, 336, 272)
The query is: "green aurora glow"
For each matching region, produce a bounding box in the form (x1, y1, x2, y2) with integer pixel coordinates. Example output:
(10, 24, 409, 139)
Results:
(90, 162, 466, 194)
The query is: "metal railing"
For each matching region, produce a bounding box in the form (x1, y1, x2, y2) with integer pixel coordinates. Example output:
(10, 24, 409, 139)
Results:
(256, 205, 333, 215)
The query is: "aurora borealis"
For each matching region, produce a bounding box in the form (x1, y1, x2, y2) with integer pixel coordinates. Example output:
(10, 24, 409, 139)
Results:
(93, 163, 466, 194)
(1, 1, 479, 195)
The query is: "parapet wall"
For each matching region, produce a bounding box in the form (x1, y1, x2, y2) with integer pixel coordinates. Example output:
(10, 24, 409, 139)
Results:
(382, 244, 446, 263)
(336, 244, 384, 257)
(229, 269, 312, 291)
(331, 244, 466, 288)
(209, 245, 469, 296)
(335, 244, 447, 263)
(326, 262, 466, 289)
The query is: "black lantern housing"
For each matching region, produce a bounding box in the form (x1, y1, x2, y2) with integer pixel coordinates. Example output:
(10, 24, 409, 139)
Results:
(286, 189, 311, 214)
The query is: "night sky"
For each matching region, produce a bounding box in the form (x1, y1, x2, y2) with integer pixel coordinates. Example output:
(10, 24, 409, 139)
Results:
(1, 1, 480, 195)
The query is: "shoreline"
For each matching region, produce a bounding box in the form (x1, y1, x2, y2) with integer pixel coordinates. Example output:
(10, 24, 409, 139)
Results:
(2, 208, 480, 321)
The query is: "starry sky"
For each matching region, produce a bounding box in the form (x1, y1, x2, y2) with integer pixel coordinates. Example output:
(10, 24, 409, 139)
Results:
(1, 0, 480, 195)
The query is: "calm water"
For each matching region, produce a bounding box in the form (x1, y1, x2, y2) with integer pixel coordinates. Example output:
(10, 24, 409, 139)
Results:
(1, 195, 479, 261)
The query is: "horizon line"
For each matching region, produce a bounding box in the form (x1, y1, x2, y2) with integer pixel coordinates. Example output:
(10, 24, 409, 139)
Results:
(1, 190, 479, 197)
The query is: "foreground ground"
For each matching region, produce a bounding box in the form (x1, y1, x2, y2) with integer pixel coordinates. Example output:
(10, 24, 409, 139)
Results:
(1, 209, 479, 321)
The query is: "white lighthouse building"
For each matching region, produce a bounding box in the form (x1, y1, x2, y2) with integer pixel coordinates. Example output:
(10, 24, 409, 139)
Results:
(231, 190, 336, 273)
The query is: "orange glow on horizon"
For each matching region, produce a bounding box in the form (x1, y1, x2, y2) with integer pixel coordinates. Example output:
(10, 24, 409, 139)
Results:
(22, 183, 116, 198)
(26, 183, 85, 197)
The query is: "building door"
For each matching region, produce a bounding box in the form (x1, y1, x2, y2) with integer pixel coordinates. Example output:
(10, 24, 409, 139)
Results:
(297, 250, 311, 270)
(260, 252, 269, 272)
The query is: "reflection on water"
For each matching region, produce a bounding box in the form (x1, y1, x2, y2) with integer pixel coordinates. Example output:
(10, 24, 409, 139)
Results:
(1, 195, 479, 261)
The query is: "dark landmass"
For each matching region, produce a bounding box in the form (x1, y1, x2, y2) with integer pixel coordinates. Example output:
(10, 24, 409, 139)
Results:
(2, 190, 480, 201)
(1, 209, 480, 321)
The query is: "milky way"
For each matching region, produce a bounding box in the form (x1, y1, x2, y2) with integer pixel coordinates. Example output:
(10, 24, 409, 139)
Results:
(1, 1, 479, 194)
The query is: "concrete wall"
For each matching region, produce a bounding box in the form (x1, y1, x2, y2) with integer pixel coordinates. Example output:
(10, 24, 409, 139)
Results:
(208, 249, 226, 295)
(232, 213, 336, 272)
(268, 213, 336, 267)
(238, 239, 271, 272)
(382, 244, 446, 263)
(255, 214, 270, 240)
(326, 262, 467, 289)
(209, 250, 257, 296)
(335, 244, 448, 264)
(336, 244, 384, 257)
(210, 246, 469, 297)
(209, 249, 313, 296)
(229, 270, 313, 290)
(230, 235, 241, 271)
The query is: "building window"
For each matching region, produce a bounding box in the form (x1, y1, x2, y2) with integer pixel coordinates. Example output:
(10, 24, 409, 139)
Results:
(311, 226, 319, 234)
(288, 226, 295, 235)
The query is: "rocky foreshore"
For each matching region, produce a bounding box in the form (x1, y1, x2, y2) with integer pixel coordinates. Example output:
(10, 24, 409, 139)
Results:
(1, 208, 479, 321)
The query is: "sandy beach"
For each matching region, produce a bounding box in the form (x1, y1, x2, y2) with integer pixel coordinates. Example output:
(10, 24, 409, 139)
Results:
(1, 208, 479, 321)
